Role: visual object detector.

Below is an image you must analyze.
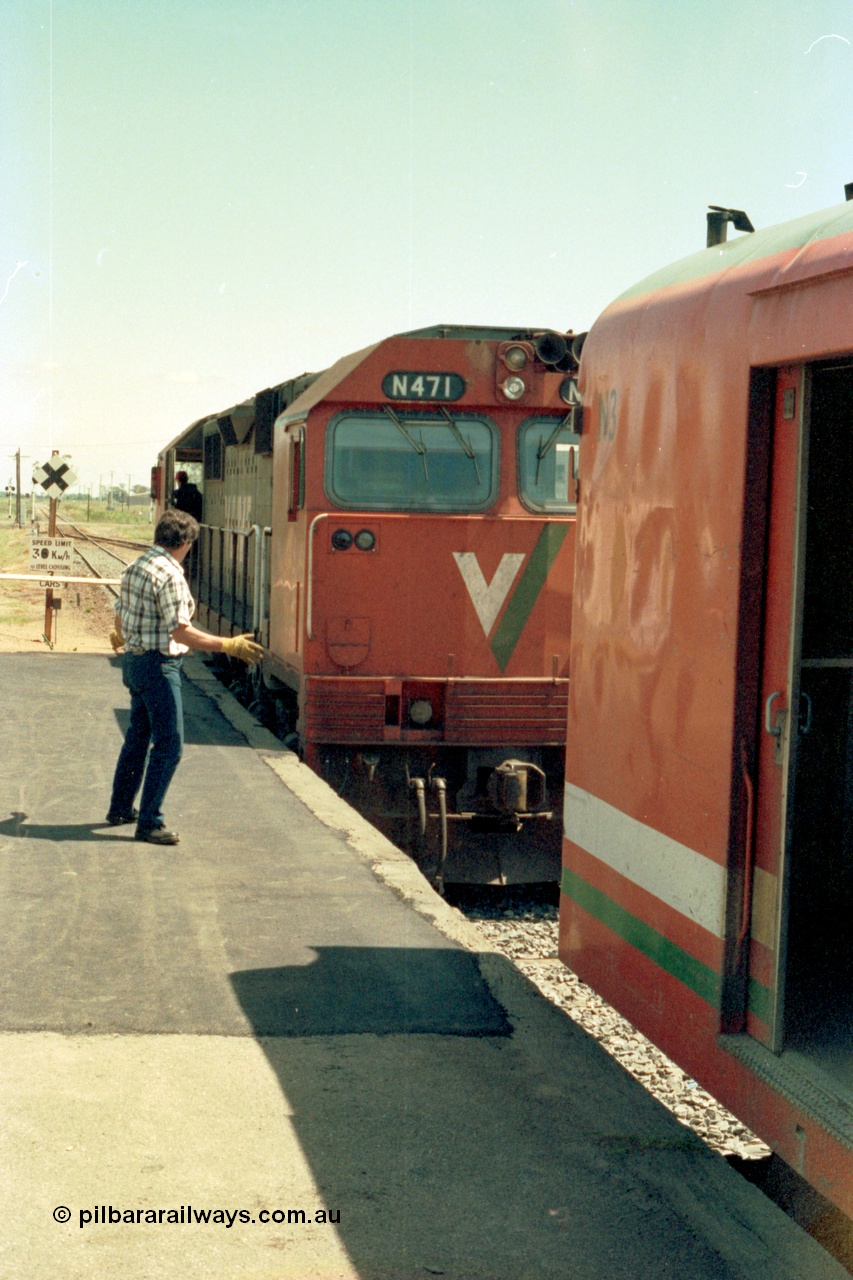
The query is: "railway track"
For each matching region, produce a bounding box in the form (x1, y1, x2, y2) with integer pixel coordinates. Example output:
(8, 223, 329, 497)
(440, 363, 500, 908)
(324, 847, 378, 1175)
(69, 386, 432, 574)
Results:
(54, 520, 150, 553)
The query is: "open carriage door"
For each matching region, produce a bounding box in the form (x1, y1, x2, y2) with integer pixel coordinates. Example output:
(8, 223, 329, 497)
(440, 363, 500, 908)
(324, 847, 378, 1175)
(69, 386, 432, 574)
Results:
(742, 365, 807, 1052)
(745, 357, 853, 1059)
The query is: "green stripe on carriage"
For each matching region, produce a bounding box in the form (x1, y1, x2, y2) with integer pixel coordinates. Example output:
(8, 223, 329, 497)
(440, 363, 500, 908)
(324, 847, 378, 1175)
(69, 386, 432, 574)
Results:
(561, 867, 722, 1009)
(490, 523, 568, 672)
(747, 976, 773, 1025)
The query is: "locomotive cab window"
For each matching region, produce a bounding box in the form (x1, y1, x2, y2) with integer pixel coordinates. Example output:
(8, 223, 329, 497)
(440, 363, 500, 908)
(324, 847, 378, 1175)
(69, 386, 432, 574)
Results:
(287, 425, 305, 522)
(204, 430, 223, 481)
(326, 409, 498, 511)
(518, 415, 579, 513)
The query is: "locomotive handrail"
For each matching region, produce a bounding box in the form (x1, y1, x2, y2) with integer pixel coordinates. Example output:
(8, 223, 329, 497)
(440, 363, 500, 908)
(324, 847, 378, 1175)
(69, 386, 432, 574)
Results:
(735, 737, 756, 967)
(306, 512, 332, 640)
(251, 524, 262, 631)
(253, 525, 272, 636)
(193, 522, 270, 639)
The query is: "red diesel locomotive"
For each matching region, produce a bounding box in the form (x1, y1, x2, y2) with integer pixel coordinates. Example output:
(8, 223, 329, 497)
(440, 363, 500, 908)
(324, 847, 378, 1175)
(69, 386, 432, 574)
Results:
(559, 199, 853, 1217)
(155, 324, 582, 885)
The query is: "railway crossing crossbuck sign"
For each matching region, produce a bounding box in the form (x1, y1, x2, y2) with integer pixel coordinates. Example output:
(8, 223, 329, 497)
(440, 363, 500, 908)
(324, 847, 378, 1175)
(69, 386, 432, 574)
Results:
(32, 456, 77, 499)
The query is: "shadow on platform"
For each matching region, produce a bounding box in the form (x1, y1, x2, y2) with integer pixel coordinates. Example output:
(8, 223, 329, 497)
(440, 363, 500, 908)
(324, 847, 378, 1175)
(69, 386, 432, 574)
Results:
(0, 812, 139, 842)
(228, 948, 758, 1280)
(109, 672, 249, 748)
(230, 946, 511, 1038)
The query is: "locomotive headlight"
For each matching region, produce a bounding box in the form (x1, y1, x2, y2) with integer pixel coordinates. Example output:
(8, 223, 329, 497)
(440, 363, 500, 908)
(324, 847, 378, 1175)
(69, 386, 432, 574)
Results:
(503, 345, 528, 371)
(501, 376, 526, 401)
(331, 528, 353, 550)
(408, 698, 433, 726)
(354, 529, 376, 551)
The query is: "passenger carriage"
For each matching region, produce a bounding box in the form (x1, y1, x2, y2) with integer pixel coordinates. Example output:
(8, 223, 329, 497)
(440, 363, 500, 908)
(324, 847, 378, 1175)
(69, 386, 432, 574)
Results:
(559, 200, 853, 1214)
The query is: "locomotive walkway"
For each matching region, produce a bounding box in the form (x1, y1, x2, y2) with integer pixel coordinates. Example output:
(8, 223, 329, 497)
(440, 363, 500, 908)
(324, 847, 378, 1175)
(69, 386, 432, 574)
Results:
(0, 652, 846, 1280)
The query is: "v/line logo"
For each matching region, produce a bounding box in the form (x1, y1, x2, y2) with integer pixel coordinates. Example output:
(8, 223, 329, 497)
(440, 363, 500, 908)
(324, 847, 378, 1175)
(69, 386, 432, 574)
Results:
(452, 525, 569, 672)
(452, 552, 524, 635)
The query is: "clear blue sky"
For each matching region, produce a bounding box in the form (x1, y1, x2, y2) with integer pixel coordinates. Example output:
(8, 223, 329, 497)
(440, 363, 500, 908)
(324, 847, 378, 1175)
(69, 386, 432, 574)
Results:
(2, 0, 852, 491)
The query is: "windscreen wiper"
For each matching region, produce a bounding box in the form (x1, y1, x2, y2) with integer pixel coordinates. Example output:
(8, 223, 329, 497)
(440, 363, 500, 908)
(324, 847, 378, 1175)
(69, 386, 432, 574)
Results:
(439, 407, 481, 484)
(383, 405, 429, 482)
(536, 411, 575, 484)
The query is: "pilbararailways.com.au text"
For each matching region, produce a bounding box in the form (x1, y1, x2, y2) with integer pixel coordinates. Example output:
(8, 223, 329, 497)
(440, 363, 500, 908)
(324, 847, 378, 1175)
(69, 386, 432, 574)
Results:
(58, 1205, 341, 1229)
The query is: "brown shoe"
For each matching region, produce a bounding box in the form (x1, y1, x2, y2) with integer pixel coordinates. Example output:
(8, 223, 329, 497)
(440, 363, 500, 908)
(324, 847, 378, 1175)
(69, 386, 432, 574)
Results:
(135, 828, 180, 845)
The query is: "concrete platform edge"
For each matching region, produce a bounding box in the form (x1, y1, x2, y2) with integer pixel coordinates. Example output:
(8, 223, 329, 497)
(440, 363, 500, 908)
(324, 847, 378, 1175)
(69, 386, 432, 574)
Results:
(181, 656, 488, 940)
(182, 655, 589, 1030)
(179, 656, 850, 1279)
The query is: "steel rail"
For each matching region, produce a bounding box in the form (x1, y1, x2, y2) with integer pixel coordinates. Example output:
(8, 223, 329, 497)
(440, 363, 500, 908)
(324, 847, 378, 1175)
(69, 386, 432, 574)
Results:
(68, 543, 123, 598)
(54, 518, 149, 561)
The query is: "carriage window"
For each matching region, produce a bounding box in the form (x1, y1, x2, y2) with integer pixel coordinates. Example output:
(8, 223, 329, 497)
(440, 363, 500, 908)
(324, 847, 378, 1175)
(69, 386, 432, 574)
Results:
(517, 415, 579, 513)
(326, 410, 498, 511)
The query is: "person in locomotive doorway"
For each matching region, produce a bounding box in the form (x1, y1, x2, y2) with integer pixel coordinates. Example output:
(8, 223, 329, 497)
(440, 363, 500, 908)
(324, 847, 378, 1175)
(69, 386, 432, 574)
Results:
(170, 471, 203, 583)
(106, 508, 263, 845)
(171, 470, 203, 522)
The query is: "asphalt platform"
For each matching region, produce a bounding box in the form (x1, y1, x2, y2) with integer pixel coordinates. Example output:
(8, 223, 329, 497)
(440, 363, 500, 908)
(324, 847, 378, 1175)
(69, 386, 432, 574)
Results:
(0, 652, 846, 1280)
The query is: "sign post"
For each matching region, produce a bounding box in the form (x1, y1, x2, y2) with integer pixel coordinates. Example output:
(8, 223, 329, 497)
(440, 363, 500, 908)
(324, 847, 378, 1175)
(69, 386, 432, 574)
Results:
(31, 452, 77, 646)
(44, 500, 56, 646)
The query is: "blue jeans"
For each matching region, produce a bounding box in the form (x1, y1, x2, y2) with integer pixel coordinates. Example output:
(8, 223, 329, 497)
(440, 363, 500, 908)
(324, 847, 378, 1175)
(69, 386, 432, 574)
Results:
(109, 652, 184, 831)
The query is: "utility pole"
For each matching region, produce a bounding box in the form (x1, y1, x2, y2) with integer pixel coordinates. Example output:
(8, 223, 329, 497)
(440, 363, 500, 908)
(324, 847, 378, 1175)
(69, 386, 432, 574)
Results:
(9, 449, 30, 526)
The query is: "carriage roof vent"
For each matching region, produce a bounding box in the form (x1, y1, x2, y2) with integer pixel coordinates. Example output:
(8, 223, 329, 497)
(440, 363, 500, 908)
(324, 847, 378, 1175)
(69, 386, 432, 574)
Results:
(706, 205, 755, 248)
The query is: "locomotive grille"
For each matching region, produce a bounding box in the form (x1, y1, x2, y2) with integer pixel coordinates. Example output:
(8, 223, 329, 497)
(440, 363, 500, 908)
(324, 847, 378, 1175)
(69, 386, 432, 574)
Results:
(303, 680, 386, 741)
(303, 678, 568, 745)
(444, 681, 568, 745)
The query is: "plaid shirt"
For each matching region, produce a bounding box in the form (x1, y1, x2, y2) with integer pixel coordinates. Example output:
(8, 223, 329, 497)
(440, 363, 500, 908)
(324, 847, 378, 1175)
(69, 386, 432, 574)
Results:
(116, 545, 195, 656)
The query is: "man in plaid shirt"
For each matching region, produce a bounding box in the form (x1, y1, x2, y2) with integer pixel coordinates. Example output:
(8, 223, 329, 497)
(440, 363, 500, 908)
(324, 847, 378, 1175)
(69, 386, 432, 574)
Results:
(107, 508, 262, 844)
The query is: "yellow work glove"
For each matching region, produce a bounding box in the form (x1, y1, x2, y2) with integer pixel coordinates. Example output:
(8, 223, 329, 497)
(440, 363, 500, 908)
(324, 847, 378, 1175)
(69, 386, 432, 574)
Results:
(221, 633, 263, 666)
(110, 622, 125, 652)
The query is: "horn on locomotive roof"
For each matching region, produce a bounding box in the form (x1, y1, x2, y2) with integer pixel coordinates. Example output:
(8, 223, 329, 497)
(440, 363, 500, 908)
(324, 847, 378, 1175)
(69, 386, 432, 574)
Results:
(845, 181, 853, 201)
(706, 205, 755, 248)
(533, 331, 569, 366)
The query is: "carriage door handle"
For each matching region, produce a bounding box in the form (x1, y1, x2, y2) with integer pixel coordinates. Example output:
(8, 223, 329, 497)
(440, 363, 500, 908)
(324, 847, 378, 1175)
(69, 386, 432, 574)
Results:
(765, 692, 787, 764)
(799, 691, 813, 735)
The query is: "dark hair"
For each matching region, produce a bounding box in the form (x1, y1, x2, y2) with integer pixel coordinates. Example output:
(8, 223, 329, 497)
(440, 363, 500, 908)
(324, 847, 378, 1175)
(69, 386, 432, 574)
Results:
(155, 508, 199, 549)
(175, 470, 188, 484)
